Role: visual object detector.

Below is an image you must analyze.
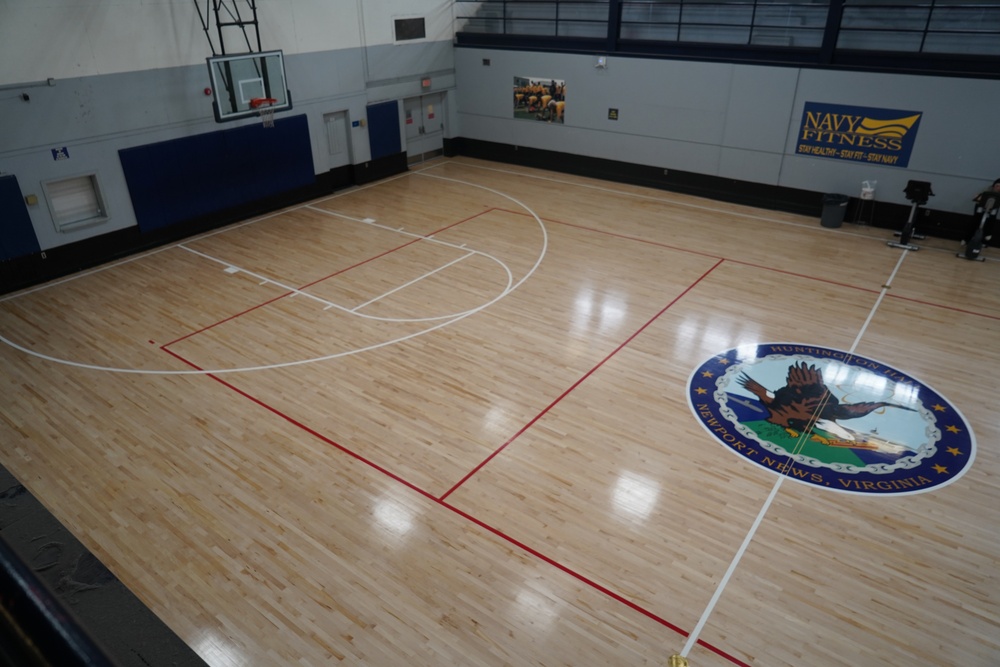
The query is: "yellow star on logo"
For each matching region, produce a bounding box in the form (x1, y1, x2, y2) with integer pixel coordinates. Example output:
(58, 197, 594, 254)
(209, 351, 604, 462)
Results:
(946, 447, 962, 456)
(945, 425, 962, 434)
(701, 371, 714, 379)
(695, 387, 708, 395)
(717, 358, 730, 365)
(932, 464, 948, 474)
(931, 404, 947, 412)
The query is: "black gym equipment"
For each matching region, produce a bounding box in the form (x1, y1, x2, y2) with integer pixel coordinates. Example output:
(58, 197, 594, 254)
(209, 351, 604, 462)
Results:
(958, 189, 999, 261)
(888, 180, 933, 251)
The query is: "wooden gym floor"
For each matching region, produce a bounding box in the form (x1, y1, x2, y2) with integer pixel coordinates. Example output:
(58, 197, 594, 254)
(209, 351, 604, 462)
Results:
(1, 157, 998, 666)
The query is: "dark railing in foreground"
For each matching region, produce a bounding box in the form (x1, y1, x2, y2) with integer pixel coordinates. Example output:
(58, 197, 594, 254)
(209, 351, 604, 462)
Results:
(0, 536, 117, 667)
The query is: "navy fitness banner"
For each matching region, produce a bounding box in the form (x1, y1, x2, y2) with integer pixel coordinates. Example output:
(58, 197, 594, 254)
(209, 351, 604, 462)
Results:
(796, 102, 922, 168)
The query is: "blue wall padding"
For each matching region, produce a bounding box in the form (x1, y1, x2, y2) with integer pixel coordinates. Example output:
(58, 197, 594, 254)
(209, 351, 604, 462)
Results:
(367, 101, 401, 160)
(119, 114, 315, 233)
(0, 175, 41, 261)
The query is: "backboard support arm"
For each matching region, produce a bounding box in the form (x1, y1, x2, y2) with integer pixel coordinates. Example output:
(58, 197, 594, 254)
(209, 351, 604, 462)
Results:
(194, 0, 263, 56)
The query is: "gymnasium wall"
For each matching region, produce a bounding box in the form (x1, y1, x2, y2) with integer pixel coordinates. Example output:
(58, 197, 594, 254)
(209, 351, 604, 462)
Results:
(0, 0, 456, 274)
(453, 48, 1000, 216)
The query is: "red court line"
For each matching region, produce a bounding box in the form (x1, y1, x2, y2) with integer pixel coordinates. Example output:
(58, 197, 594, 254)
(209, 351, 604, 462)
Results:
(702, 256, 1000, 320)
(497, 206, 883, 294)
(160, 336, 750, 667)
(160, 348, 438, 500)
(164, 207, 501, 348)
(882, 293, 1000, 321)
(439, 258, 725, 501)
(494, 206, 723, 260)
(164, 291, 304, 348)
(295, 207, 501, 291)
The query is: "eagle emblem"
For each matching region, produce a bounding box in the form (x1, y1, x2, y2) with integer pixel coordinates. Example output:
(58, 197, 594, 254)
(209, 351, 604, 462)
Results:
(736, 361, 916, 450)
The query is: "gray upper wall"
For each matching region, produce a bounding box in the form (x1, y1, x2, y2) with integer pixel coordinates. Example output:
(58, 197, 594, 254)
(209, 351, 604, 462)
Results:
(454, 48, 1000, 214)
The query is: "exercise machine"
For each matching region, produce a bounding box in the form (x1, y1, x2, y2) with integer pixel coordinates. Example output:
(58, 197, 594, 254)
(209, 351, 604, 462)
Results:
(958, 189, 999, 261)
(888, 180, 933, 251)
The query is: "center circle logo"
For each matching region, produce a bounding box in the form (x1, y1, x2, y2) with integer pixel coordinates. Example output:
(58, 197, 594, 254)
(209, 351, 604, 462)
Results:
(687, 344, 975, 495)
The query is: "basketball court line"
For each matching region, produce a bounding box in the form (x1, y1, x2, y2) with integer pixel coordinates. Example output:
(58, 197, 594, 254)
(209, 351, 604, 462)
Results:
(302, 206, 515, 322)
(179, 243, 349, 313)
(270, 206, 502, 295)
(449, 161, 871, 235)
(0, 241, 182, 305)
(159, 260, 753, 667)
(347, 250, 477, 312)
(180, 229, 513, 323)
(162, 208, 502, 349)
(0, 176, 548, 375)
(503, 204, 881, 298)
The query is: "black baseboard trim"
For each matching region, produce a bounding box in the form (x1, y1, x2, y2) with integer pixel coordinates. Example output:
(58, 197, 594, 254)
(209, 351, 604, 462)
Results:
(353, 152, 408, 185)
(451, 137, 976, 242)
(443, 137, 462, 158)
(452, 137, 822, 215)
(327, 163, 354, 192)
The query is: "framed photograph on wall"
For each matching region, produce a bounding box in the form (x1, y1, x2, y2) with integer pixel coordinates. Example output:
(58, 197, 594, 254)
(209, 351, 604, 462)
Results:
(513, 77, 565, 124)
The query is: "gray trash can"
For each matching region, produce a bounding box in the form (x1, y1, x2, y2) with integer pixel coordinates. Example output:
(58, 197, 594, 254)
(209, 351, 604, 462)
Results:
(820, 193, 849, 228)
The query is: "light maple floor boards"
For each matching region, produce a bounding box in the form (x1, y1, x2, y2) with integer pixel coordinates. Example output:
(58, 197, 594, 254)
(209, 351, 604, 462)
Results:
(1, 157, 998, 666)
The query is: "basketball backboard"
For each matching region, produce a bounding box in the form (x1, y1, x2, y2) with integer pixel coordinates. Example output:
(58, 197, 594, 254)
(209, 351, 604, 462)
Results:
(207, 50, 291, 122)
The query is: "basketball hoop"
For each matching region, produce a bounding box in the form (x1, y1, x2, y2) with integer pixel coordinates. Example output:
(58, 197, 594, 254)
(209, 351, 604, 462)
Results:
(249, 97, 278, 128)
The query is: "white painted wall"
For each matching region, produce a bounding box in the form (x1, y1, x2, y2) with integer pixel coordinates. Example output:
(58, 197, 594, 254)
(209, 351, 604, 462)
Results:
(0, 0, 453, 85)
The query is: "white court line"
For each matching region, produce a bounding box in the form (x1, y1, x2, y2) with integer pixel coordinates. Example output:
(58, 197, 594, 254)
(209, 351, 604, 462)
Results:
(184, 241, 503, 322)
(0, 172, 548, 375)
(350, 251, 476, 312)
(0, 243, 179, 304)
(304, 205, 515, 323)
(301, 208, 369, 224)
(847, 249, 908, 352)
(179, 245, 347, 313)
(306, 204, 481, 255)
(678, 247, 912, 659)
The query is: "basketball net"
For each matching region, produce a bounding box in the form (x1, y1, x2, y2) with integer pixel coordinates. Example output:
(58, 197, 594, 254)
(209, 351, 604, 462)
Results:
(249, 97, 278, 128)
(258, 106, 275, 128)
